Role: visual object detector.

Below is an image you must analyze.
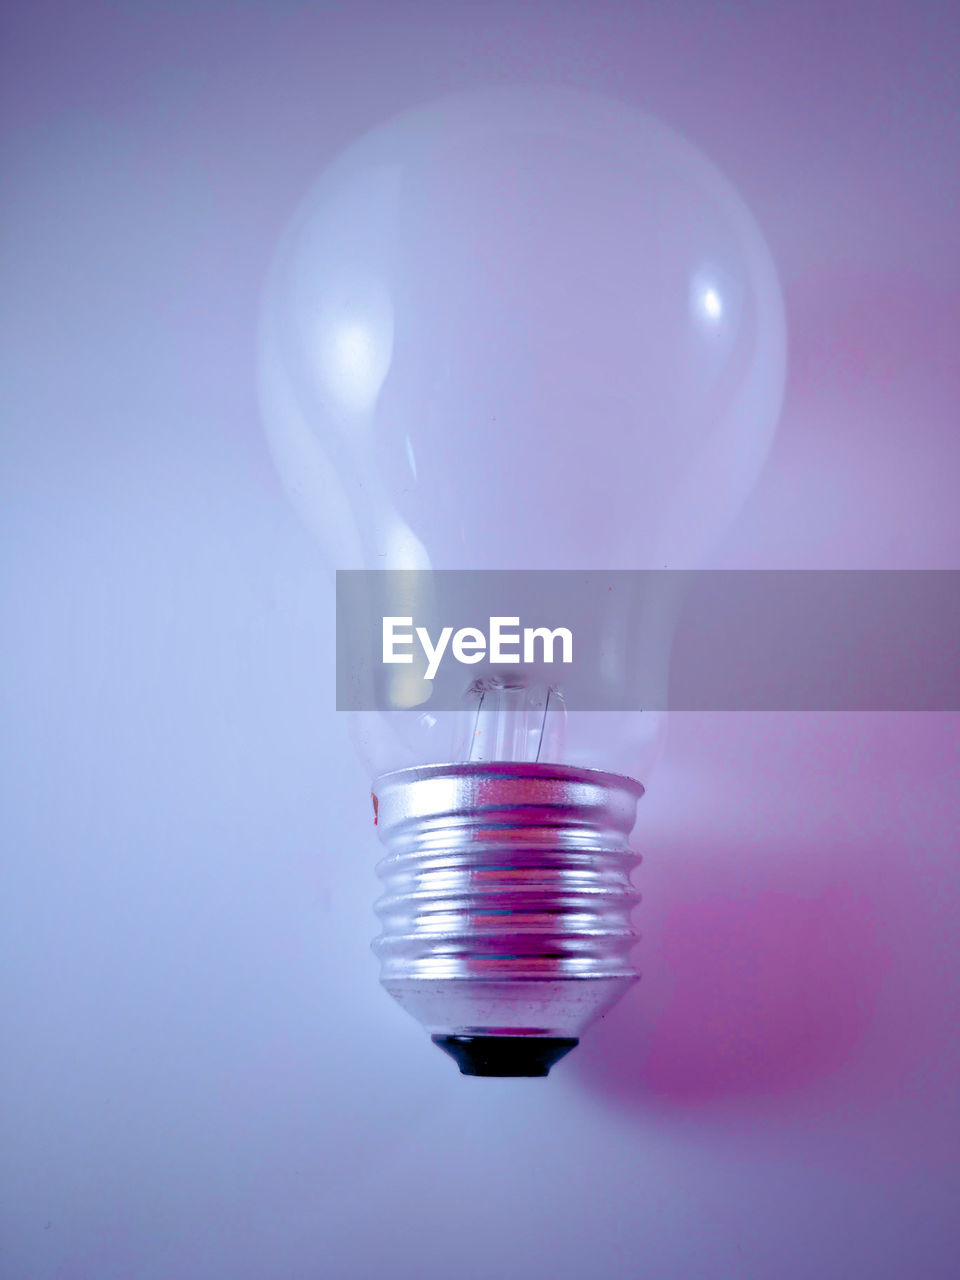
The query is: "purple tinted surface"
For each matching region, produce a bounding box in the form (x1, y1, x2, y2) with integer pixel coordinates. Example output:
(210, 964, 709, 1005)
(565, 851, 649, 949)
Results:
(1, 3, 958, 1278)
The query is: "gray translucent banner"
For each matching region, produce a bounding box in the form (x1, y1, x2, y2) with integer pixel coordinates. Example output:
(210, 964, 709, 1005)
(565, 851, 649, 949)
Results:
(336, 570, 960, 711)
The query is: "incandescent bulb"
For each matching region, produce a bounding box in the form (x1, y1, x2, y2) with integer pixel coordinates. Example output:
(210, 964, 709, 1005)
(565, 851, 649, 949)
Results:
(259, 87, 786, 1076)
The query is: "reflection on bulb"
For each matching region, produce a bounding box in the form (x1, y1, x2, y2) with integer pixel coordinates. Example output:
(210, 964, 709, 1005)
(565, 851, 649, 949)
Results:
(259, 87, 786, 1076)
(702, 287, 723, 320)
(327, 323, 378, 403)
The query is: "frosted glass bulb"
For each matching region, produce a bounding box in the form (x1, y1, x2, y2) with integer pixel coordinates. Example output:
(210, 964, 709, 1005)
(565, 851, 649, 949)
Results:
(259, 87, 786, 1076)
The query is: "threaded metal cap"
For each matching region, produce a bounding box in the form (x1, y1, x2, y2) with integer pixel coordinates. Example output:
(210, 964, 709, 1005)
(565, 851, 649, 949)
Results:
(371, 762, 643, 1074)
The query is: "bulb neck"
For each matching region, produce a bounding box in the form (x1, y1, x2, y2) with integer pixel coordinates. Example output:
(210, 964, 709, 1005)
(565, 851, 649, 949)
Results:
(371, 761, 643, 1076)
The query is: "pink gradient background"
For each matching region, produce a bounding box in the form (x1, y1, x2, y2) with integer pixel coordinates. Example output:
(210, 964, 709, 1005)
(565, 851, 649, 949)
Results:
(1, 2, 958, 1278)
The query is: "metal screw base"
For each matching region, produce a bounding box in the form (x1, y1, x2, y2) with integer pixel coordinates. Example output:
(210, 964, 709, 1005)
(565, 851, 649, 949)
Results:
(371, 762, 643, 1073)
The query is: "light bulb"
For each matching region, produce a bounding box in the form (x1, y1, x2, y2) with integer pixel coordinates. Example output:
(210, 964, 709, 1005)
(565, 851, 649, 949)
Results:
(259, 87, 786, 1076)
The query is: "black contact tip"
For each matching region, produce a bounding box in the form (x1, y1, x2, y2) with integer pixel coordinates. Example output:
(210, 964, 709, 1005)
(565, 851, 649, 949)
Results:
(432, 1035, 579, 1077)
